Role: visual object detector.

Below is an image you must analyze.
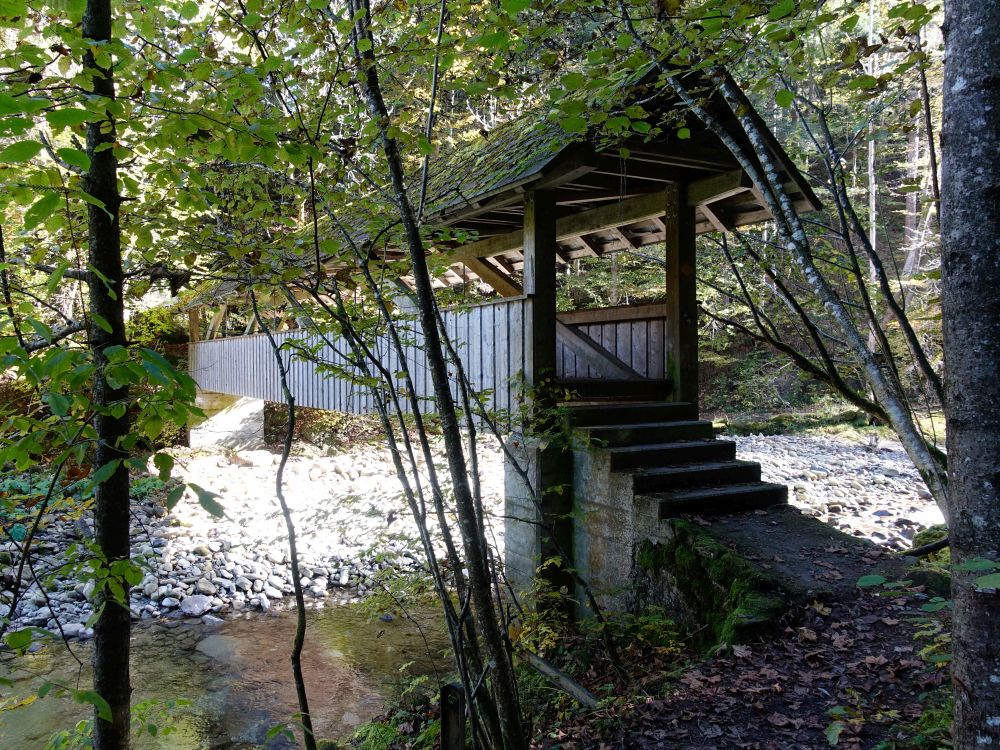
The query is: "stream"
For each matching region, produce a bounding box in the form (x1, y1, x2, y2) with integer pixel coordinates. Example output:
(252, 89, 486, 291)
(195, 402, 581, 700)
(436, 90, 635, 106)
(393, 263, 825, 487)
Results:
(0, 605, 450, 749)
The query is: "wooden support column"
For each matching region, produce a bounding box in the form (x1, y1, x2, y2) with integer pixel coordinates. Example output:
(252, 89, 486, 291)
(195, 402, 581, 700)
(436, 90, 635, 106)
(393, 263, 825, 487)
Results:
(507, 188, 573, 608)
(523, 189, 558, 399)
(188, 308, 201, 343)
(664, 183, 699, 410)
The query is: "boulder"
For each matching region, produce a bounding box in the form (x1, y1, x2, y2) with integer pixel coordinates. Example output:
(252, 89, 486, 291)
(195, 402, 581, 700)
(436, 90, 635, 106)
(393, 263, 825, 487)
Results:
(179, 594, 212, 617)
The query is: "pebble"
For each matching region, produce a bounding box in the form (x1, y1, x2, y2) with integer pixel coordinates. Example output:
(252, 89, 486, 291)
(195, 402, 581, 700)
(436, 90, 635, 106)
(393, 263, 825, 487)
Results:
(735, 433, 944, 550)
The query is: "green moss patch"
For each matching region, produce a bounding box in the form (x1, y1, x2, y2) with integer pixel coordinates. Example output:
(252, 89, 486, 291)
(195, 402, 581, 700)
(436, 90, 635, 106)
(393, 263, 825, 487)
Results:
(636, 520, 790, 647)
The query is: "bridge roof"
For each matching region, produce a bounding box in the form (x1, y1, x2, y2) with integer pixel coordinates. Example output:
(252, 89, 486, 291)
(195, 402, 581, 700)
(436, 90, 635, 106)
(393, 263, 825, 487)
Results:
(409, 67, 818, 291)
(193, 67, 818, 303)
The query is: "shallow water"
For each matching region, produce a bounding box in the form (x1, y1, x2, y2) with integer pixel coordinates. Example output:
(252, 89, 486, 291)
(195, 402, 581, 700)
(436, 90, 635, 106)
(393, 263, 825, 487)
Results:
(0, 605, 450, 749)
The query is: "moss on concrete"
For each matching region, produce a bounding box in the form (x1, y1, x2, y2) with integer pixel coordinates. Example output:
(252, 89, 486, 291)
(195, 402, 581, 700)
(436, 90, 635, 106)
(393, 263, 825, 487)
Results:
(636, 519, 790, 646)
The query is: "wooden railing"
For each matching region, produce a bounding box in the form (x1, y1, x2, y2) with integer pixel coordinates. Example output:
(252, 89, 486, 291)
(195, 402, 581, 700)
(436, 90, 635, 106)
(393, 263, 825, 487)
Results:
(556, 303, 668, 381)
(188, 299, 670, 417)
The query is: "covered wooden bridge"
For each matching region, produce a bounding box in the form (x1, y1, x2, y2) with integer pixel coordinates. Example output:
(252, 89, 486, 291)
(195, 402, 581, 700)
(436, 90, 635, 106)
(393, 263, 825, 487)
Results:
(189, 69, 817, 417)
(188, 70, 819, 608)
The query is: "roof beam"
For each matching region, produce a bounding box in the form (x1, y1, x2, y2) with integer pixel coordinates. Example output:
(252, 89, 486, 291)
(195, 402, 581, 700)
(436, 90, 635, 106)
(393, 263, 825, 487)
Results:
(443, 170, 752, 265)
(699, 202, 732, 232)
(608, 226, 637, 250)
(463, 257, 522, 297)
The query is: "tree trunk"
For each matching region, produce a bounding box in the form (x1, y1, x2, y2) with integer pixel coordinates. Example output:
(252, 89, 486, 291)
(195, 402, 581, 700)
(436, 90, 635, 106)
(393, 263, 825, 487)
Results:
(941, 1, 1000, 747)
(83, 0, 131, 747)
(345, 2, 525, 746)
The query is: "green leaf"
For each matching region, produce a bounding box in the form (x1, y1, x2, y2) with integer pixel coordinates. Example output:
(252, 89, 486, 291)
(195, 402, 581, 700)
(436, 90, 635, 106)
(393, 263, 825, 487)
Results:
(849, 74, 879, 90)
(825, 720, 844, 746)
(153, 453, 174, 481)
(91, 312, 113, 334)
(676, 127, 691, 140)
(0, 0, 27, 18)
(176, 48, 199, 65)
(0, 93, 22, 114)
(166, 485, 184, 510)
(560, 72, 585, 91)
(266, 724, 294, 740)
(856, 574, 887, 588)
(78, 190, 110, 214)
(559, 115, 587, 134)
(189, 483, 224, 517)
(24, 192, 62, 230)
(119, 562, 143, 587)
(9, 523, 27, 542)
(56, 147, 91, 171)
(86, 459, 121, 491)
(45, 259, 71, 293)
(767, 0, 794, 20)
(178, 0, 198, 19)
(975, 572, 1000, 590)
(0, 140, 43, 163)
(48, 392, 70, 417)
(74, 690, 112, 722)
(4, 629, 32, 652)
(45, 108, 92, 127)
(144, 414, 163, 441)
(775, 89, 795, 108)
(501, 0, 530, 13)
(958, 557, 998, 572)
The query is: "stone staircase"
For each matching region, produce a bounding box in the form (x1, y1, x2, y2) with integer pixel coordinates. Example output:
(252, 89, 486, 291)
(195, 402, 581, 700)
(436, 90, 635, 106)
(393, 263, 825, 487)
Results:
(565, 400, 788, 518)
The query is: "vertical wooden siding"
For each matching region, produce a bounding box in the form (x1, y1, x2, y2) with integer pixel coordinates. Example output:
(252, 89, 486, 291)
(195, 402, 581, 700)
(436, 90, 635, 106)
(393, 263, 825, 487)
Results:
(188, 297, 529, 419)
(556, 304, 668, 380)
(188, 299, 669, 416)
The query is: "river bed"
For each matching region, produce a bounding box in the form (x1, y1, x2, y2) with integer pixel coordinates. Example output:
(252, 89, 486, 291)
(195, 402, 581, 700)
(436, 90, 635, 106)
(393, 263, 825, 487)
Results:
(0, 605, 450, 749)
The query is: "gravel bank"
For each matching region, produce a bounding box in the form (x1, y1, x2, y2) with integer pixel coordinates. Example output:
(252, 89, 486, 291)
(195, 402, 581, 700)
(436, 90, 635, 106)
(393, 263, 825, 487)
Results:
(2, 432, 941, 637)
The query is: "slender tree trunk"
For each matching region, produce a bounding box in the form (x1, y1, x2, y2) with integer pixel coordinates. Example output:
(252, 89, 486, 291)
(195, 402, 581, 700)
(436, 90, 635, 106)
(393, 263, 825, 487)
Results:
(251, 296, 317, 750)
(916, 29, 942, 232)
(83, 0, 131, 747)
(940, 2, 1000, 747)
(345, 3, 524, 747)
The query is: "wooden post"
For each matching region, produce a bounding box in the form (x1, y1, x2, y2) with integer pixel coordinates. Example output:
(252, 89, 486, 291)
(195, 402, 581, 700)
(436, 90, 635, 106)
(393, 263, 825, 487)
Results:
(664, 183, 698, 410)
(518, 188, 574, 605)
(188, 308, 200, 343)
(522, 189, 557, 396)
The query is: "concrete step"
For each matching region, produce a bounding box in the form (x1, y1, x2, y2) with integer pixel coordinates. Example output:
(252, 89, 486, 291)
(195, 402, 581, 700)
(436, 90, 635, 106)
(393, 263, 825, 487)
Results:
(653, 482, 789, 518)
(610, 439, 737, 471)
(586, 420, 715, 447)
(565, 401, 697, 427)
(631, 460, 762, 493)
(557, 379, 672, 401)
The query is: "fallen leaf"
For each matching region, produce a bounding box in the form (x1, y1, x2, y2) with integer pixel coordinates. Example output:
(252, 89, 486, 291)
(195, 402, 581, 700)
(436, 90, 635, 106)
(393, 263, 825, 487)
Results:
(812, 601, 833, 616)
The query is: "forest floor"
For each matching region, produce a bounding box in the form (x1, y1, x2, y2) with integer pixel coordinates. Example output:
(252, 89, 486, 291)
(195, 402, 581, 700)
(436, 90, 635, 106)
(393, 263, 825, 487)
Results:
(524, 585, 951, 750)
